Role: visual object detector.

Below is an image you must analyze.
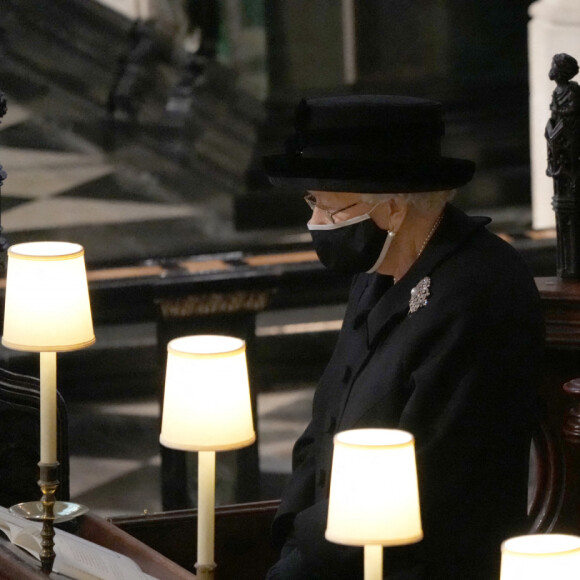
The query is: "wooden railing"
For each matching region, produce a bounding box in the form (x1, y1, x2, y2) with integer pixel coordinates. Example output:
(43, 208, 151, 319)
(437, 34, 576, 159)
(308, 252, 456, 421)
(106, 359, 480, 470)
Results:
(111, 500, 280, 579)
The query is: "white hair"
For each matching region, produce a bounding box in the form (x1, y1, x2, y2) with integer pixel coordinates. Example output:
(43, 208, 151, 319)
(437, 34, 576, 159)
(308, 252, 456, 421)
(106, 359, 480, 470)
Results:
(360, 190, 456, 215)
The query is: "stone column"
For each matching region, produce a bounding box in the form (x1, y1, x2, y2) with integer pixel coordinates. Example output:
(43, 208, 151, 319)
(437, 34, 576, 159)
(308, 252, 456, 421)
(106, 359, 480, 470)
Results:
(528, 0, 580, 230)
(265, 0, 344, 101)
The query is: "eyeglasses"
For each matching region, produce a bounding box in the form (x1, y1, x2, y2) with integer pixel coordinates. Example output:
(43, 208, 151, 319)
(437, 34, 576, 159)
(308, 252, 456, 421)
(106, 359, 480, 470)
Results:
(304, 194, 361, 224)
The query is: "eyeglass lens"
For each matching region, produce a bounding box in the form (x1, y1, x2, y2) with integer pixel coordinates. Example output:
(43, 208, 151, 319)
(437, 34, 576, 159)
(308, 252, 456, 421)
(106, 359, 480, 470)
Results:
(304, 195, 360, 223)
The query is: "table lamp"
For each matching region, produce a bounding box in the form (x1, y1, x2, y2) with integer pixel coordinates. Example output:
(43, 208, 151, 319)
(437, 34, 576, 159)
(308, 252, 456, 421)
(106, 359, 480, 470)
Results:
(1, 241, 95, 573)
(159, 335, 256, 580)
(326, 428, 423, 580)
(500, 534, 580, 579)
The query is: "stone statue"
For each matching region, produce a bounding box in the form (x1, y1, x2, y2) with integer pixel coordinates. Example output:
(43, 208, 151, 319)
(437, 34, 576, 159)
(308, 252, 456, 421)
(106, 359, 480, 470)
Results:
(545, 53, 580, 278)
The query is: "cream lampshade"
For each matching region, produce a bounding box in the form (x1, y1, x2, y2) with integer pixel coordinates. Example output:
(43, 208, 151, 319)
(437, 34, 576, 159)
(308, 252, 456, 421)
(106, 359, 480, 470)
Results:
(326, 428, 423, 580)
(2, 241, 95, 352)
(160, 335, 255, 450)
(159, 335, 256, 580)
(2, 241, 95, 465)
(500, 534, 580, 579)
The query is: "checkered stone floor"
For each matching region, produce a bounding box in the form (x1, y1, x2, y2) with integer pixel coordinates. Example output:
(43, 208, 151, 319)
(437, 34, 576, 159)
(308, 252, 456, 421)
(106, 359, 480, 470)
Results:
(0, 97, 236, 266)
(67, 387, 314, 518)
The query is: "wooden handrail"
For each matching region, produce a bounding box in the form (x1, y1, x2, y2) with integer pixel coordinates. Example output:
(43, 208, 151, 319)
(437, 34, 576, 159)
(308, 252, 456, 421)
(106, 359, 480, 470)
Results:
(111, 500, 280, 579)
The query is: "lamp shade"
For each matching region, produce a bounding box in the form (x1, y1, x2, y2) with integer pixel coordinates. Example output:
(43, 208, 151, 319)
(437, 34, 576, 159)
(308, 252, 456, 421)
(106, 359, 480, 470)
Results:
(326, 428, 423, 547)
(2, 242, 95, 352)
(160, 335, 256, 451)
(500, 534, 580, 580)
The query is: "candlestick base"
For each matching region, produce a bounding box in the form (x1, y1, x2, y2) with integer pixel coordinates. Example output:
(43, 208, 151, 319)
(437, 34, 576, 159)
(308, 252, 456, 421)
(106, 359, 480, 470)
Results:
(10, 464, 89, 575)
(195, 561, 217, 580)
(10, 500, 89, 523)
(37, 462, 58, 574)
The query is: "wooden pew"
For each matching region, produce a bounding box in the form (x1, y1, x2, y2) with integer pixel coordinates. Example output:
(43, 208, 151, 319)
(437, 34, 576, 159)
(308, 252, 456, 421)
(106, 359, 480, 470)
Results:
(536, 277, 580, 532)
(77, 512, 197, 579)
(111, 500, 280, 579)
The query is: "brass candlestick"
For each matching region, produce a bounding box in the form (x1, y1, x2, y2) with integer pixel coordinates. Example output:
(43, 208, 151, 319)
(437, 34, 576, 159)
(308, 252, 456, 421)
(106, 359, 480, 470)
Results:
(38, 462, 59, 574)
(11, 463, 89, 574)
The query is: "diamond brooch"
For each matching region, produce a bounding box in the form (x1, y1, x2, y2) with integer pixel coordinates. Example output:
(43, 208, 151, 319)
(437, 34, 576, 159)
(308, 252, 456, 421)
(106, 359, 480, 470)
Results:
(409, 277, 431, 314)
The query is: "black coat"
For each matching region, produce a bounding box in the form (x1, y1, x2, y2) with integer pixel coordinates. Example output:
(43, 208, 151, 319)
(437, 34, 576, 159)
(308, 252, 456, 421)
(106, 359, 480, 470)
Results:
(271, 204, 545, 579)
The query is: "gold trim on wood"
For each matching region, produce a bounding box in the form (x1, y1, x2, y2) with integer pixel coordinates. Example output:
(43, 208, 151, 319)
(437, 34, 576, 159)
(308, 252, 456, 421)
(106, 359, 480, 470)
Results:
(158, 290, 271, 318)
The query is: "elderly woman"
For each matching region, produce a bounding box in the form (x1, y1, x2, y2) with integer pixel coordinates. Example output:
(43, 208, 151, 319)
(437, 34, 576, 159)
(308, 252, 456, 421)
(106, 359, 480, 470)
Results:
(262, 95, 544, 580)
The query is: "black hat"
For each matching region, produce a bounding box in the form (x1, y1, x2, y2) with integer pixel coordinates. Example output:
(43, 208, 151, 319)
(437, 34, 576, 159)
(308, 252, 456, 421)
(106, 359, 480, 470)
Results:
(263, 95, 475, 193)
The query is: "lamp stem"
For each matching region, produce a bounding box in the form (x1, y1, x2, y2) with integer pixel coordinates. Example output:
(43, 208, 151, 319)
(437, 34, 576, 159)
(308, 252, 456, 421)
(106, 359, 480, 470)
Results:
(195, 450, 216, 580)
(40, 352, 57, 464)
(364, 545, 383, 580)
(38, 352, 59, 574)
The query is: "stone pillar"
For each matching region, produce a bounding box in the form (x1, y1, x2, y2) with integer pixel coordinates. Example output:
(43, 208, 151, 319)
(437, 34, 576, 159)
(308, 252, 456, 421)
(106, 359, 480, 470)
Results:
(265, 0, 344, 101)
(528, 0, 580, 230)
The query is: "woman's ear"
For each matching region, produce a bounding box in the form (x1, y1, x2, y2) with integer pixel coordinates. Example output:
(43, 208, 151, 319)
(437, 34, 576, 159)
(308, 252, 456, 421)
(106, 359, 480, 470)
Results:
(373, 197, 408, 232)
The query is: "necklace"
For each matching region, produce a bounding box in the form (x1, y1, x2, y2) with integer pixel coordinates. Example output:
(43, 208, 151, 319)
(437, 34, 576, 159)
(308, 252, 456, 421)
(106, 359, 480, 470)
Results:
(416, 213, 443, 258)
(392, 213, 443, 284)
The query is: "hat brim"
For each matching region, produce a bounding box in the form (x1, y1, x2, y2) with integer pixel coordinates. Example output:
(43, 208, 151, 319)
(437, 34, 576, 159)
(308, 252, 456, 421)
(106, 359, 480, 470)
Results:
(263, 155, 475, 193)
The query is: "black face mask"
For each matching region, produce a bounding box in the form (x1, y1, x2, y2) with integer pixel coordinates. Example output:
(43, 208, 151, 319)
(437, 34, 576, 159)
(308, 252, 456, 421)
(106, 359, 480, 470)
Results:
(308, 213, 395, 275)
